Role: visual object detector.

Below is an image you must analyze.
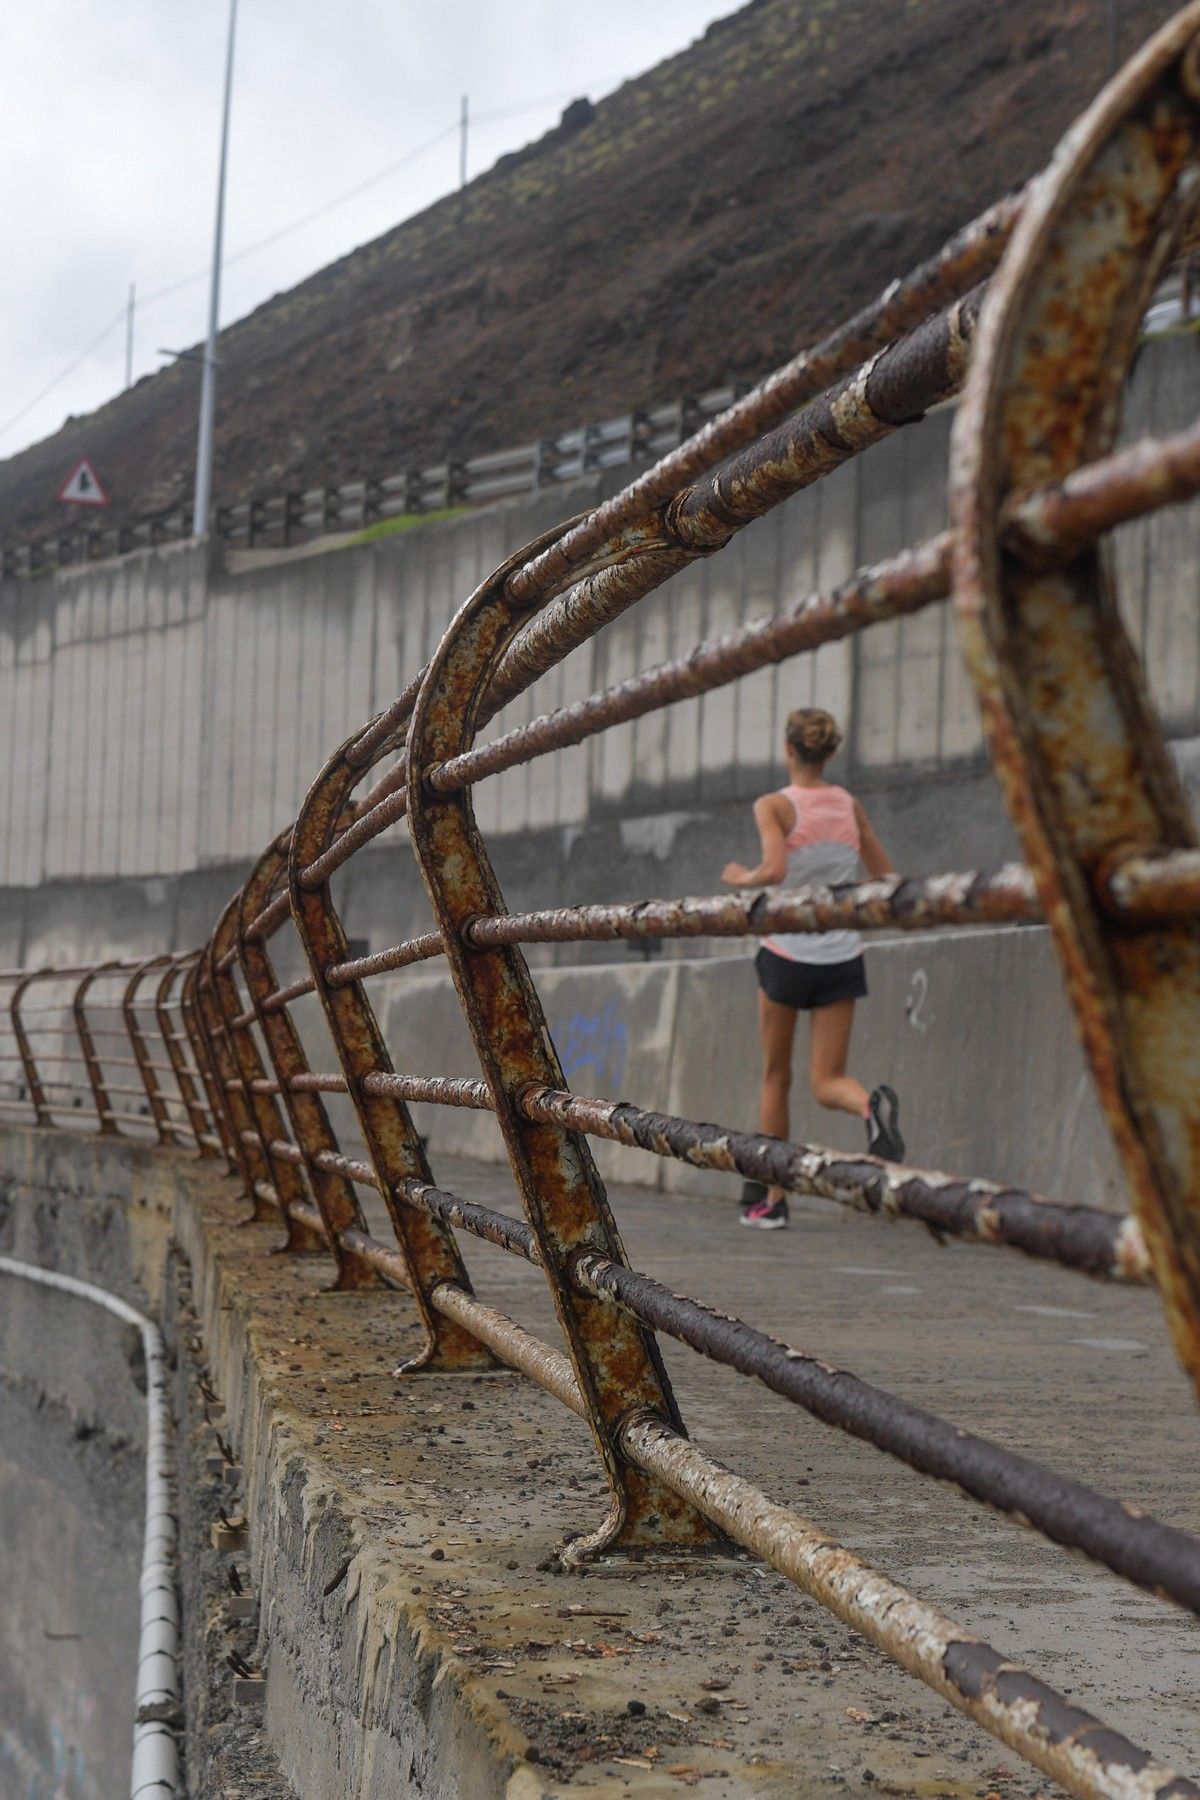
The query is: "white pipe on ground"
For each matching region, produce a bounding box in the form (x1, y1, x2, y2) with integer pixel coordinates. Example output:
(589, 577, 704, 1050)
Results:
(0, 1254, 181, 1799)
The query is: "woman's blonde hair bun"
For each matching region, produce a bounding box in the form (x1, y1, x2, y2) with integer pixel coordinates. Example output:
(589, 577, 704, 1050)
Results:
(785, 707, 842, 765)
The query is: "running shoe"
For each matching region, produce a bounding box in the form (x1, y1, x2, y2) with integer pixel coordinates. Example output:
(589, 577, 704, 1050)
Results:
(740, 1195, 789, 1229)
(866, 1085, 904, 1162)
(739, 1180, 768, 1215)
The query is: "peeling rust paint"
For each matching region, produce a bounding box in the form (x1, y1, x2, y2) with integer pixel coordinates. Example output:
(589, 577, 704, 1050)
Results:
(404, 520, 720, 1558)
(521, 1085, 1150, 1282)
(622, 1418, 1199, 1800)
(236, 839, 383, 1290)
(287, 710, 497, 1372)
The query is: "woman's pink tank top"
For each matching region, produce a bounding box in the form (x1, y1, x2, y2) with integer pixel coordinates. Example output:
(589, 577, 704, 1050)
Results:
(762, 784, 862, 965)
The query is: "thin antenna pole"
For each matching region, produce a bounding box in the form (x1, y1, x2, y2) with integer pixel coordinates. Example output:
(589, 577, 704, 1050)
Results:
(125, 283, 136, 389)
(459, 93, 468, 223)
(194, 0, 238, 540)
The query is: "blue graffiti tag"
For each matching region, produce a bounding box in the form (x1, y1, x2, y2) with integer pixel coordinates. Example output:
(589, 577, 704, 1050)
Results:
(552, 1000, 628, 1091)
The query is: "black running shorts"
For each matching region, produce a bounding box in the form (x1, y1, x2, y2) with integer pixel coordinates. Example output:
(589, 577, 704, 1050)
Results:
(755, 945, 867, 1011)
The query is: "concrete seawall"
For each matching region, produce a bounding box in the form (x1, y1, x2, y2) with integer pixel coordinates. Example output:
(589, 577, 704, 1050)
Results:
(1, 328, 1198, 971)
(0, 1133, 171, 1800)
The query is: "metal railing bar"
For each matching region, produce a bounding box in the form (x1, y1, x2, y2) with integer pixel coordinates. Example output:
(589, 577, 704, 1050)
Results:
(360, 1072, 490, 1108)
(430, 1281, 585, 1411)
(324, 932, 444, 988)
(266, 1062, 1147, 1284)
(286, 407, 1200, 912)
(435, 536, 953, 800)
(313, 1147, 380, 1189)
(0, 1078, 94, 1094)
(463, 868, 1040, 949)
(572, 1251, 1200, 1611)
(297, 865, 1044, 999)
(0, 960, 153, 983)
(1003, 413, 1200, 566)
(1104, 847, 1200, 923)
(298, 531, 952, 888)
(504, 190, 1023, 608)
(295, 784, 410, 890)
(261, 974, 318, 1013)
(84, 1055, 177, 1073)
(670, 287, 984, 552)
(479, 303, 985, 724)
(298, 292, 989, 896)
(519, 1087, 1149, 1283)
(237, 760, 411, 949)
(620, 1417, 1192, 1800)
(400, 1176, 540, 1262)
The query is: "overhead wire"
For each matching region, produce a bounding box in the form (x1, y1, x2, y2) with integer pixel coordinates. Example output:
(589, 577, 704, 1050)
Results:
(0, 66, 640, 452)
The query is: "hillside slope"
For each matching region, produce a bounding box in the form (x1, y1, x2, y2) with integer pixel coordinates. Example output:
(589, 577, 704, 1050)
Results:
(0, 0, 1181, 542)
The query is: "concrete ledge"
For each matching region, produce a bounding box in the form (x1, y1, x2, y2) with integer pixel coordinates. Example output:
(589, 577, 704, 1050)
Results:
(5, 1127, 1195, 1796)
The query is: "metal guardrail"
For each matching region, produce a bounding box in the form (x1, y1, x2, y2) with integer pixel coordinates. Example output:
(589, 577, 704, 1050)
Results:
(0, 386, 744, 577)
(3, 266, 1199, 584)
(4, 13, 1200, 1793)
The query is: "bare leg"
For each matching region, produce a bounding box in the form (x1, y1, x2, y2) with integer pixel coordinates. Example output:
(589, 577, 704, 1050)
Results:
(758, 990, 797, 1206)
(809, 999, 870, 1117)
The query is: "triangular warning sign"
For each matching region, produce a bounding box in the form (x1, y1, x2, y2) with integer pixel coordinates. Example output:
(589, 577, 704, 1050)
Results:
(57, 458, 109, 507)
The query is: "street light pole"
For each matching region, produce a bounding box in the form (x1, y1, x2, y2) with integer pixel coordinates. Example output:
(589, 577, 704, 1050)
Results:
(193, 0, 238, 540)
(125, 282, 135, 389)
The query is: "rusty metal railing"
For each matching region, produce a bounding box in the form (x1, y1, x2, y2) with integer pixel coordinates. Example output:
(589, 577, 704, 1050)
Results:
(7, 14, 1200, 1794)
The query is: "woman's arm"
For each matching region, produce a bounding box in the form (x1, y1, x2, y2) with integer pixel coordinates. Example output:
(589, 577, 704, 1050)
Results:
(722, 794, 789, 887)
(854, 799, 895, 878)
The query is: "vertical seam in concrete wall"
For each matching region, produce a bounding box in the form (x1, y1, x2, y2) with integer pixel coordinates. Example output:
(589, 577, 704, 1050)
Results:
(845, 465, 864, 782)
(658, 957, 686, 1195)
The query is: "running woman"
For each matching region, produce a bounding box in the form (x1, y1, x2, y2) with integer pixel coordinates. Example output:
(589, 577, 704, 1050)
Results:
(721, 706, 904, 1229)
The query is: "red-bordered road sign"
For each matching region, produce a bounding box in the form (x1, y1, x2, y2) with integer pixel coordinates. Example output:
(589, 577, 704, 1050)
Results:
(57, 458, 109, 507)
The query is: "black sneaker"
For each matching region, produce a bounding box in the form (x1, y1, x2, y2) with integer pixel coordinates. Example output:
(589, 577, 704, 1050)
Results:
(866, 1085, 904, 1162)
(739, 1180, 768, 1218)
(740, 1194, 789, 1229)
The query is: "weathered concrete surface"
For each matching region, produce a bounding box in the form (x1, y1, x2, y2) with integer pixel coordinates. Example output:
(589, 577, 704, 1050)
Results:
(4, 1125, 1197, 1797)
(0, 1131, 169, 1800)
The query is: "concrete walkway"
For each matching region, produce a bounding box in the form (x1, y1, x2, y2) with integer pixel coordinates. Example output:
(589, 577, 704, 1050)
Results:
(379, 1156, 1200, 1794)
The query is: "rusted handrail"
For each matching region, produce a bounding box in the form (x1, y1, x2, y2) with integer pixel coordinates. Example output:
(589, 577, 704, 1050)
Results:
(5, 18, 1200, 1795)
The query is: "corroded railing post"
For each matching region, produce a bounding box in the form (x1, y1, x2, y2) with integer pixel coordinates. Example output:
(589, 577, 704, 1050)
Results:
(182, 959, 237, 1168)
(210, 899, 325, 1251)
(155, 958, 216, 1153)
(11, 971, 51, 1125)
(123, 957, 177, 1145)
(195, 946, 273, 1217)
(405, 524, 718, 1557)
(236, 838, 383, 1287)
(952, 0, 1200, 1395)
(74, 965, 119, 1134)
(289, 705, 496, 1368)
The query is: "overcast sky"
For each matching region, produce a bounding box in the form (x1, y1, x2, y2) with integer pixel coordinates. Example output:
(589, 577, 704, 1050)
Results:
(0, 1, 733, 464)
